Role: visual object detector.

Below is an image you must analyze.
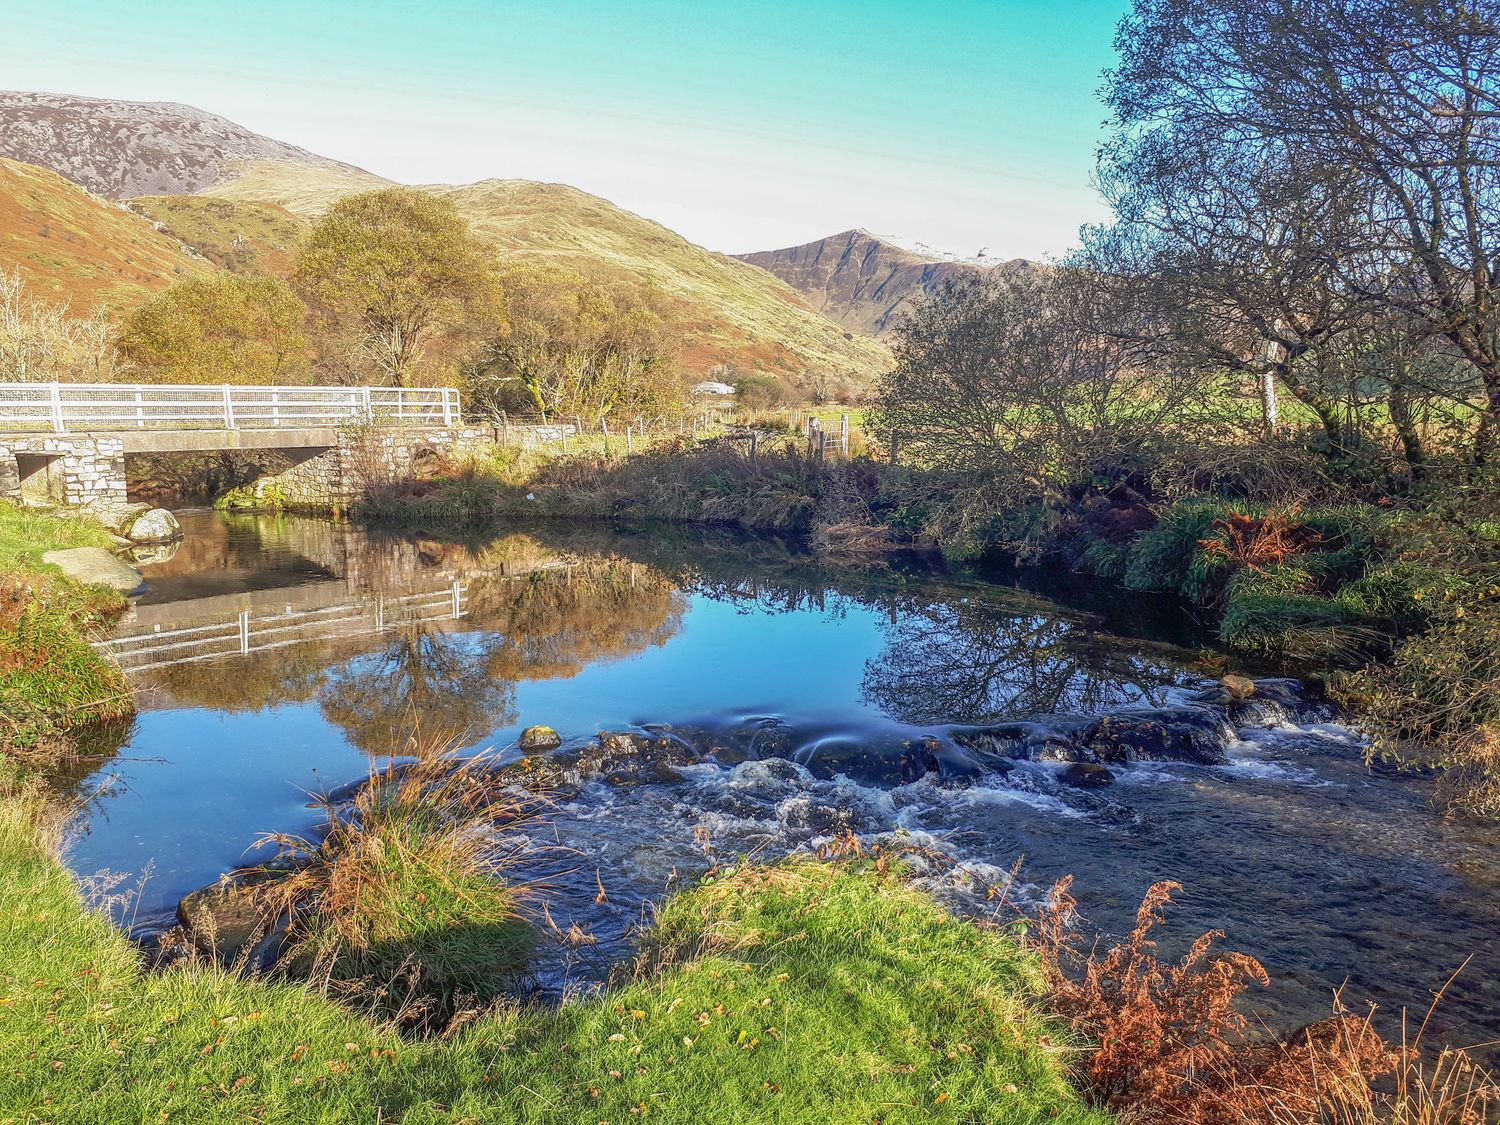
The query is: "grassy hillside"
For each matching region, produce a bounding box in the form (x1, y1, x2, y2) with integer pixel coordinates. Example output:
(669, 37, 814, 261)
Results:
(201, 158, 395, 217)
(0, 157, 211, 312)
(205, 162, 892, 385)
(129, 195, 310, 276)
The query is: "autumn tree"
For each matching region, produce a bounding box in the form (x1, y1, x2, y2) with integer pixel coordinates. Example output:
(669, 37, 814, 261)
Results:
(293, 188, 498, 388)
(117, 273, 309, 385)
(465, 261, 682, 421)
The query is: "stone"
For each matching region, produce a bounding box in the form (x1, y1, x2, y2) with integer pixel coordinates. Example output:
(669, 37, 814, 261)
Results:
(1081, 708, 1229, 765)
(1060, 762, 1115, 788)
(176, 875, 287, 969)
(88, 500, 151, 536)
(41, 547, 145, 594)
(518, 724, 563, 752)
(125, 507, 182, 544)
(1221, 674, 1258, 700)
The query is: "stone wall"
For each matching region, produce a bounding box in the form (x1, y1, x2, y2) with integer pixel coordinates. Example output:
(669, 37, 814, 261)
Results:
(265, 425, 496, 509)
(0, 435, 127, 506)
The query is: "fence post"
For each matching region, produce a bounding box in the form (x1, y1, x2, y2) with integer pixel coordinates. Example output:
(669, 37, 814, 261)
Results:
(817, 429, 827, 461)
(362, 387, 373, 423)
(452, 580, 462, 618)
(238, 611, 250, 655)
(49, 382, 64, 433)
(271, 390, 280, 428)
(841, 413, 850, 457)
(442, 389, 455, 427)
(135, 388, 145, 430)
(222, 385, 236, 430)
(626, 426, 634, 455)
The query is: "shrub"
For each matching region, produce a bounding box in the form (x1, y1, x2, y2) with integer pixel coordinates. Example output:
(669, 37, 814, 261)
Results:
(1123, 500, 1248, 594)
(1029, 877, 1399, 1124)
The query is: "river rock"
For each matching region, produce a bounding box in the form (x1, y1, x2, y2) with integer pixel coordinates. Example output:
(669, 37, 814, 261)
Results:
(1221, 674, 1258, 700)
(518, 724, 563, 752)
(176, 878, 280, 965)
(1061, 762, 1115, 788)
(41, 547, 145, 594)
(1081, 707, 1229, 765)
(126, 507, 182, 544)
(87, 500, 150, 537)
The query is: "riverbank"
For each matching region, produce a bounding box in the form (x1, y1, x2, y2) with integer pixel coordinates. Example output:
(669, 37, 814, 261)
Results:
(0, 501, 133, 759)
(0, 768, 1107, 1124)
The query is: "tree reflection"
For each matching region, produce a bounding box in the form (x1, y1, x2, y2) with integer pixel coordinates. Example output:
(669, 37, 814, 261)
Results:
(318, 621, 515, 757)
(860, 598, 1183, 725)
(466, 560, 687, 681)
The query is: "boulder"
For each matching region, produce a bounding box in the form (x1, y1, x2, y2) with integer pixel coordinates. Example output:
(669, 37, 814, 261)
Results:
(517, 724, 563, 752)
(126, 507, 182, 544)
(87, 500, 150, 537)
(41, 547, 144, 594)
(1060, 762, 1115, 788)
(1221, 674, 1258, 700)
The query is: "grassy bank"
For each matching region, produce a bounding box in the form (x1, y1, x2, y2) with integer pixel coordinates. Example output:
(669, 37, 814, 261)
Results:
(0, 502, 133, 758)
(0, 774, 1106, 1124)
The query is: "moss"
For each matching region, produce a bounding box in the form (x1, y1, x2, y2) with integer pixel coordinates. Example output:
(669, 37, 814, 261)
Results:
(215, 480, 287, 512)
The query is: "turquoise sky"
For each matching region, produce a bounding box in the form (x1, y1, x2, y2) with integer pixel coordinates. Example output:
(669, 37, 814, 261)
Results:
(1, 0, 1127, 258)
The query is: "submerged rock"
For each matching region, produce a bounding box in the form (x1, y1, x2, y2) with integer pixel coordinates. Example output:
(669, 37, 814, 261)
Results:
(1060, 762, 1115, 788)
(41, 547, 144, 594)
(1082, 707, 1229, 765)
(518, 725, 563, 752)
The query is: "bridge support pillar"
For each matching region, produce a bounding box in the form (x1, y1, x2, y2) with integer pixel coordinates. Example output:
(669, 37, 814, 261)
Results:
(253, 425, 493, 510)
(0, 435, 127, 507)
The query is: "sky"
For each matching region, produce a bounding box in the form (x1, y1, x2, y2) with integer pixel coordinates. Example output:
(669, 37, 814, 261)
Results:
(0, 0, 1128, 260)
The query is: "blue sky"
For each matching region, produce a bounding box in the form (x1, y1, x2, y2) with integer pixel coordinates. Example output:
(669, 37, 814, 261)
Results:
(1, 0, 1128, 258)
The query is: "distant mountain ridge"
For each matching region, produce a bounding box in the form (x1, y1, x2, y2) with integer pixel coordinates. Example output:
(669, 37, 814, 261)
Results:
(735, 229, 1029, 336)
(0, 91, 373, 198)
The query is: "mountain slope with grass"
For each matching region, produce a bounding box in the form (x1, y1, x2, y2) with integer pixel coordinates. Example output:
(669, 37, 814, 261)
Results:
(128, 194, 310, 276)
(736, 228, 1029, 336)
(0, 156, 211, 311)
(206, 165, 892, 384)
(0, 91, 375, 198)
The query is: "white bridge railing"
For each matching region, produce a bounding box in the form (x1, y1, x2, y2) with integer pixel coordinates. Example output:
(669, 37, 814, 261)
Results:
(0, 382, 461, 433)
(96, 582, 469, 673)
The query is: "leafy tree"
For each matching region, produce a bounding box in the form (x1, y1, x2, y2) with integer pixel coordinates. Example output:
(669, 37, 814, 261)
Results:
(1103, 0, 1500, 463)
(465, 262, 682, 421)
(294, 188, 498, 388)
(117, 273, 309, 385)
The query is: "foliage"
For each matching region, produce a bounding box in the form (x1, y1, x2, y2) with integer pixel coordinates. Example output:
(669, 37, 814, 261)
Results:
(118, 272, 310, 384)
(870, 268, 1193, 480)
(0, 501, 130, 757)
(293, 187, 498, 387)
(1029, 877, 1402, 1124)
(465, 260, 683, 421)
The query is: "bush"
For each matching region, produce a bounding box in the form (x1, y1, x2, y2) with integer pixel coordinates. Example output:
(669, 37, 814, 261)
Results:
(1123, 500, 1249, 595)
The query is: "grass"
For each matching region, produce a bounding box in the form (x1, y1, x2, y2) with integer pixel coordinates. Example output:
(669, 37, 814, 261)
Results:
(0, 771, 1108, 1124)
(0, 501, 132, 756)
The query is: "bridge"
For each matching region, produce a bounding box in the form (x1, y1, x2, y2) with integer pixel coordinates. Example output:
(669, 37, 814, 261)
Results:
(0, 381, 481, 508)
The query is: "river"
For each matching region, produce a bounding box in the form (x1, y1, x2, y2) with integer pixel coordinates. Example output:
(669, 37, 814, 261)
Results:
(63, 510, 1500, 1061)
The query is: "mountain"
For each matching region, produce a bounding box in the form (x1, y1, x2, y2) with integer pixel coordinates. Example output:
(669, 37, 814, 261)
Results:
(206, 165, 890, 384)
(0, 157, 210, 311)
(0, 91, 376, 198)
(735, 229, 1029, 336)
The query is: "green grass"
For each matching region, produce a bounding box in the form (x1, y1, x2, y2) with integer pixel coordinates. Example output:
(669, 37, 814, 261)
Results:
(0, 502, 132, 755)
(0, 779, 1108, 1124)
